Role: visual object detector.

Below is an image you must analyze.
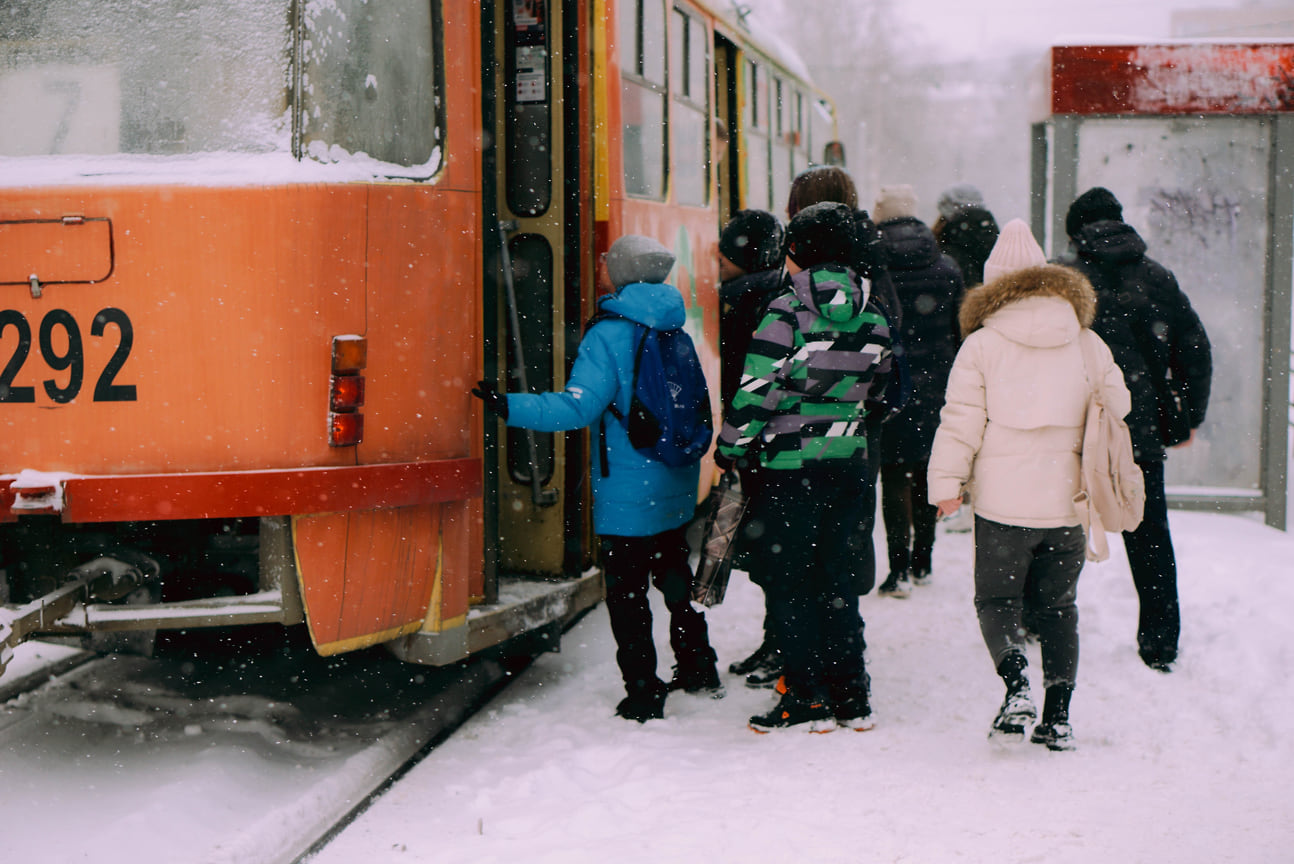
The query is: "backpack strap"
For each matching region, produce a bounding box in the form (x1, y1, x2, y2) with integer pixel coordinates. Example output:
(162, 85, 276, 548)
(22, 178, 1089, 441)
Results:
(1073, 330, 1111, 562)
(597, 321, 648, 476)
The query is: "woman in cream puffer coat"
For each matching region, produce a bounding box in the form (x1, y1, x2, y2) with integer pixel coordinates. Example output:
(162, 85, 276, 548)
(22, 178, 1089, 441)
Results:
(928, 257, 1129, 751)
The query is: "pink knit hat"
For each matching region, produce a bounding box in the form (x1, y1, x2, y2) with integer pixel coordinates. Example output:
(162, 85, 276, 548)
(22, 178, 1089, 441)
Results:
(982, 218, 1046, 283)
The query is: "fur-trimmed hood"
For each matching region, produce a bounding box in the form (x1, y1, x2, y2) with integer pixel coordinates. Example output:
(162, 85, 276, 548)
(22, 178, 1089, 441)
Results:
(959, 264, 1095, 338)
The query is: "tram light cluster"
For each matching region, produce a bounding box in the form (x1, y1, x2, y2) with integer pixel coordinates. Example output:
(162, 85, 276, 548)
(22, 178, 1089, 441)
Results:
(328, 335, 367, 447)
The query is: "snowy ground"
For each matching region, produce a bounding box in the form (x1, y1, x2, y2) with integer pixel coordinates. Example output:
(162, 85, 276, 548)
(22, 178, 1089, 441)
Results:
(313, 509, 1292, 864)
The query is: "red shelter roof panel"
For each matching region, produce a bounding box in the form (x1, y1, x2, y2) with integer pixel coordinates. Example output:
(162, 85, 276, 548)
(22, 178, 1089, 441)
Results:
(1050, 43, 1294, 115)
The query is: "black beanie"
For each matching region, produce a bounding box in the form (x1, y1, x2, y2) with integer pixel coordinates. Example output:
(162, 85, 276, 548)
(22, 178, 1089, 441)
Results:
(784, 201, 856, 269)
(719, 209, 784, 274)
(1066, 187, 1123, 238)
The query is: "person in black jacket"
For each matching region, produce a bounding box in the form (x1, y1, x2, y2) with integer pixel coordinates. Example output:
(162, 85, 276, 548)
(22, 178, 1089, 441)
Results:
(932, 183, 1000, 288)
(718, 209, 785, 408)
(871, 184, 965, 597)
(1059, 187, 1212, 672)
(716, 209, 786, 685)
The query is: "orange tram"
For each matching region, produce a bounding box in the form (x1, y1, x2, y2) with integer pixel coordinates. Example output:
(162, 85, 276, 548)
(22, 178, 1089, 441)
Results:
(0, 0, 839, 678)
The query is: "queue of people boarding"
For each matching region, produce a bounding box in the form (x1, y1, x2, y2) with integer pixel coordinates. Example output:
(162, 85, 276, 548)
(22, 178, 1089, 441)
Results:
(472, 167, 1212, 750)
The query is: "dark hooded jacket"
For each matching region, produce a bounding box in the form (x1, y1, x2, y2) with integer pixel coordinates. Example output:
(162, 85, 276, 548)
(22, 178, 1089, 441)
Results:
(933, 204, 1000, 288)
(716, 264, 892, 471)
(875, 217, 965, 464)
(853, 209, 901, 331)
(1059, 220, 1212, 462)
(719, 268, 785, 408)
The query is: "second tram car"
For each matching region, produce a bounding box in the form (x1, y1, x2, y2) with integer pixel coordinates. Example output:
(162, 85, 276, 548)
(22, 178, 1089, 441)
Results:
(0, 0, 840, 677)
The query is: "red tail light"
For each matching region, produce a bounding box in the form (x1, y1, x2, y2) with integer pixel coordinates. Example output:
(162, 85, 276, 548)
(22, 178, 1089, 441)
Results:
(329, 335, 367, 447)
(329, 374, 366, 411)
(329, 411, 364, 447)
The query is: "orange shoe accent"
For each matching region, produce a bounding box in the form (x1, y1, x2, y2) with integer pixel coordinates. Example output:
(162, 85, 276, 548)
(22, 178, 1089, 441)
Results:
(774, 675, 787, 695)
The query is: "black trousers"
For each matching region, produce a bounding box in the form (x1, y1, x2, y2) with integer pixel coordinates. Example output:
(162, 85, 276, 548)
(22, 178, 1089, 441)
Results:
(1123, 460, 1180, 661)
(743, 463, 870, 704)
(880, 460, 938, 577)
(973, 517, 1084, 688)
(601, 526, 715, 694)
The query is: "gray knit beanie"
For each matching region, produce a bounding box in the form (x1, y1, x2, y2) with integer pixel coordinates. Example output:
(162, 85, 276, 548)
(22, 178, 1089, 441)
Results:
(606, 234, 675, 288)
(937, 183, 986, 221)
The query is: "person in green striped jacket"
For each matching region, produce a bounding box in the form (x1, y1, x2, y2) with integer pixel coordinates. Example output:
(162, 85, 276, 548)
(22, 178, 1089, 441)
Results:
(714, 201, 894, 733)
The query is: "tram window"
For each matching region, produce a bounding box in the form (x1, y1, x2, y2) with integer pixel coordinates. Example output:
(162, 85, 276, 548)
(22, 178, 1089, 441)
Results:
(670, 7, 708, 208)
(302, 0, 441, 170)
(642, 0, 666, 87)
(775, 78, 785, 136)
(791, 91, 811, 177)
(0, 0, 290, 156)
(743, 59, 771, 210)
(620, 0, 667, 200)
(770, 76, 790, 207)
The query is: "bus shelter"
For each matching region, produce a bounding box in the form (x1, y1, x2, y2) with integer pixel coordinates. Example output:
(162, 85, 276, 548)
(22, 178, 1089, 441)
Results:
(1031, 42, 1294, 530)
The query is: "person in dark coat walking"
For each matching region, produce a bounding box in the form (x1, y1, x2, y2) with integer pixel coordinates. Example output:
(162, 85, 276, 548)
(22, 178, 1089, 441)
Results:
(871, 184, 965, 597)
(932, 183, 1000, 289)
(716, 209, 787, 685)
(1058, 187, 1212, 672)
(472, 234, 722, 721)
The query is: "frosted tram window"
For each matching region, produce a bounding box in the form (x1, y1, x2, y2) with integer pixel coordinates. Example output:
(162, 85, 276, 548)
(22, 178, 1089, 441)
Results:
(0, 0, 291, 156)
(770, 76, 790, 210)
(620, 0, 667, 200)
(744, 60, 770, 211)
(790, 90, 809, 177)
(302, 0, 440, 168)
(670, 7, 708, 208)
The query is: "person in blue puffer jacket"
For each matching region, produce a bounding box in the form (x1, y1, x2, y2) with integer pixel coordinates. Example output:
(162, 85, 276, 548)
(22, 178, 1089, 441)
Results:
(471, 234, 721, 723)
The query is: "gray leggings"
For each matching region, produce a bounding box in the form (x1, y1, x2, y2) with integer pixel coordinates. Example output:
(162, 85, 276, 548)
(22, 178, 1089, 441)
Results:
(973, 517, 1085, 688)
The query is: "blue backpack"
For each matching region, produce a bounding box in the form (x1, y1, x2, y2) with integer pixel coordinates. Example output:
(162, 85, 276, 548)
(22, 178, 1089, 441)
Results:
(599, 322, 713, 473)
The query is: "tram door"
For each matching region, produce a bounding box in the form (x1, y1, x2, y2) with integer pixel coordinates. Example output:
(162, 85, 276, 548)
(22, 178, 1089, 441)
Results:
(714, 34, 740, 229)
(490, 0, 590, 578)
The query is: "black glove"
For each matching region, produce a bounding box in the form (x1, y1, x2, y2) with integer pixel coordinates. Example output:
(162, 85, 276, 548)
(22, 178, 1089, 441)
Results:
(713, 450, 735, 472)
(471, 380, 509, 420)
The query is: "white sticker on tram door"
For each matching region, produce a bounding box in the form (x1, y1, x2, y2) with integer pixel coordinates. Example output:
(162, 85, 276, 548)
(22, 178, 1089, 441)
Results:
(515, 46, 547, 103)
(0, 64, 121, 156)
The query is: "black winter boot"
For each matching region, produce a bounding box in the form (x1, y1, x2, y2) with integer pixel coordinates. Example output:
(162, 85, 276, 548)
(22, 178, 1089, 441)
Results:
(616, 678, 668, 723)
(1031, 684, 1075, 750)
(729, 639, 777, 676)
(988, 652, 1036, 741)
(668, 661, 725, 697)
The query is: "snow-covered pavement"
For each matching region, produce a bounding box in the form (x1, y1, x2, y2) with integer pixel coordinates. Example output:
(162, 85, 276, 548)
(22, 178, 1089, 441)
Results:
(312, 509, 1293, 864)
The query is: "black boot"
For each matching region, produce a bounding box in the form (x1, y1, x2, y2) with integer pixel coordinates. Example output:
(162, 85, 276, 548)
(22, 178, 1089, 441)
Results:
(988, 652, 1036, 740)
(668, 660, 725, 697)
(615, 677, 668, 723)
(1031, 684, 1075, 750)
(728, 639, 776, 675)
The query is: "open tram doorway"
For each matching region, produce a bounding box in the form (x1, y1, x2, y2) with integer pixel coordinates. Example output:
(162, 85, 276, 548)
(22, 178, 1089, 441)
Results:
(484, 0, 594, 583)
(713, 32, 741, 229)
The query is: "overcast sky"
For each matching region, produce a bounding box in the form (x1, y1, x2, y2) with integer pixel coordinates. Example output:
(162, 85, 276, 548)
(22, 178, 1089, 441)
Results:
(747, 0, 1294, 63)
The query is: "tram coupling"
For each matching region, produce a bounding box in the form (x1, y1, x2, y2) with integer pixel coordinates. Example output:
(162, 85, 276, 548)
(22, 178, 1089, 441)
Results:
(0, 553, 159, 679)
